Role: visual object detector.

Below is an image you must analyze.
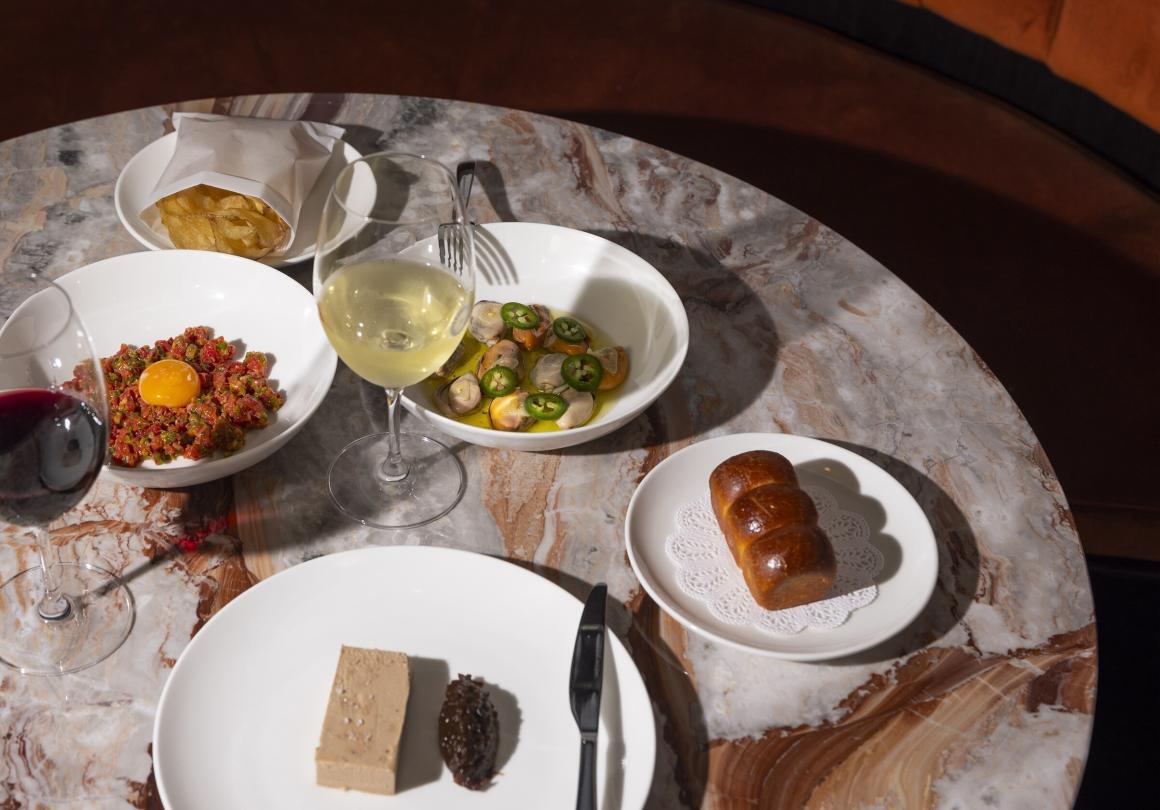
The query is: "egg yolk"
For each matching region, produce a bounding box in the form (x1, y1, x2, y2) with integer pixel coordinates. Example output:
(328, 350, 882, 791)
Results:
(138, 359, 200, 407)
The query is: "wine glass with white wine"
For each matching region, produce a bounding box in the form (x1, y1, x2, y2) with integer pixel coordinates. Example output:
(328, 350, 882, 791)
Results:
(314, 153, 475, 528)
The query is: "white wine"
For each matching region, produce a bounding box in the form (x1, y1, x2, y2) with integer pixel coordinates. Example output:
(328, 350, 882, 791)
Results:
(318, 259, 469, 389)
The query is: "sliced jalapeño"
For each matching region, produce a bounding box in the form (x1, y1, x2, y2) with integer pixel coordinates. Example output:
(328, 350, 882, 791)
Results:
(525, 392, 568, 420)
(561, 353, 603, 392)
(501, 302, 541, 329)
(551, 317, 587, 343)
(480, 365, 519, 397)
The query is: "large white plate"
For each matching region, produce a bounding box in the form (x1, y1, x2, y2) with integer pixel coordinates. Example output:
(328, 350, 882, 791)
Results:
(114, 131, 365, 267)
(54, 250, 336, 487)
(626, 433, 938, 660)
(153, 546, 656, 809)
(401, 222, 689, 451)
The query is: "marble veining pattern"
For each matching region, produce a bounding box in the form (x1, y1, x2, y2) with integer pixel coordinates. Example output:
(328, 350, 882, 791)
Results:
(0, 93, 1094, 808)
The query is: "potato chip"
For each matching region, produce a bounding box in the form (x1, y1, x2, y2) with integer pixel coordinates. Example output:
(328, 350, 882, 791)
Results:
(156, 185, 289, 259)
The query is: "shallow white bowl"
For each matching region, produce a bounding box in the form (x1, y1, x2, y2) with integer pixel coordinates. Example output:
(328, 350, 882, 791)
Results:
(114, 132, 366, 268)
(401, 223, 689, 451)
(54, 250, 336, 487)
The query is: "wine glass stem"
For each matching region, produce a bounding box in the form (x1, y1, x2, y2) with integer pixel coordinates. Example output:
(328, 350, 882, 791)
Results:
(378, 388, 409, 483)
(33, 526, 71, 621)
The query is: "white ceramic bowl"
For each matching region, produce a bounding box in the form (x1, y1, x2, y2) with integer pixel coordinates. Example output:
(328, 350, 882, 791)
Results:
(54, 250, 336, 487)
(401, 223, 689, 451)
(113, 132, 367, 268)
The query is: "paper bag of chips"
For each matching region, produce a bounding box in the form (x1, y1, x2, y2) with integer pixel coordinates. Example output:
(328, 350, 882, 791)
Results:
(141, 113, 344, 259)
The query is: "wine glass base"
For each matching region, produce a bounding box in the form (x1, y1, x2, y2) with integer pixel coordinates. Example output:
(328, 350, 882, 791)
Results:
(328, 432, 466, 530)
(0, 562, 135, 676)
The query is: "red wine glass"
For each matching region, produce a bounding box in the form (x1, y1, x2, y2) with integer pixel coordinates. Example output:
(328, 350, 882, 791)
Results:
(0, 278, 134, 674)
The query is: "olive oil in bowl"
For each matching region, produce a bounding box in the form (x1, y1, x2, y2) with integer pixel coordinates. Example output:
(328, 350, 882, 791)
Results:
(424, 313, 623, 433)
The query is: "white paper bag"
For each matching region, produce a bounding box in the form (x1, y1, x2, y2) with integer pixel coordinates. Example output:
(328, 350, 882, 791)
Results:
(142, 113, 345, 255)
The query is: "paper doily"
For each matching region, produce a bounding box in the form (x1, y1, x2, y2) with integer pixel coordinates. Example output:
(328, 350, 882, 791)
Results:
(664, 486, 883, 635)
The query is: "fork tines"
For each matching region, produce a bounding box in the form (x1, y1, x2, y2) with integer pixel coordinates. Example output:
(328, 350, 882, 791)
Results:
(438, 223, 463, 277)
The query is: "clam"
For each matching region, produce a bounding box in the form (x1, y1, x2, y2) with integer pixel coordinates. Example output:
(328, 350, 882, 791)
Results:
(593, 346, 629, 390)
(555, 388, 594, 430)
(468, 300, 505, 345)
(489, 390, 534, 431)
(435, 372, 482, 416)
(530, 352, 567, 391)
(543, 331, 589, 355)
(511, 304, 552, 350)
(433, 342, 467, 378)
(477, 339, 523, 380)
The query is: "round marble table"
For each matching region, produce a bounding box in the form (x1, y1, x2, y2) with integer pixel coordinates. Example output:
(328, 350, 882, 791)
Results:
(0, 94, 1095, 808)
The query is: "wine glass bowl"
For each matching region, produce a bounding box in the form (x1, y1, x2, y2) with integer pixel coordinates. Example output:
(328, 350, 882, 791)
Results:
(314, 153, 475, 529)
(0, 288, 104, 524)
(0, 279, 135, 675)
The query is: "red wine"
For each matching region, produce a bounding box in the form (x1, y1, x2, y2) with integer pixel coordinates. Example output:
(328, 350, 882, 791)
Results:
(0, 389, 105, 526)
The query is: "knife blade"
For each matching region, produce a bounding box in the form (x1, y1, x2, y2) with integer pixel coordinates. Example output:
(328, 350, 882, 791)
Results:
(569, 583, 607, 810)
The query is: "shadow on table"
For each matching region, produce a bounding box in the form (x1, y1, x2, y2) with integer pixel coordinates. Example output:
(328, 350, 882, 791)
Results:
(570, 111, 1160, 514)
(237, 371, 478, 554)
(819, 441, 981, 665)
(628, 594, 710, 809)
(474, 160, 520, 223)
(507, 560, 709, 809)
(601, 227, 779, 441)
(342, 123, 387, 157)
(539, 226, 779, 456)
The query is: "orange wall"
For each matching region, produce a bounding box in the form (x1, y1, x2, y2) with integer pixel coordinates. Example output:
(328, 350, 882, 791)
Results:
(905, 0, 1160, 131)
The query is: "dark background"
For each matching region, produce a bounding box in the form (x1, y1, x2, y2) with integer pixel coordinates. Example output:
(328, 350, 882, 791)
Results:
(2, 0, 1156, 804)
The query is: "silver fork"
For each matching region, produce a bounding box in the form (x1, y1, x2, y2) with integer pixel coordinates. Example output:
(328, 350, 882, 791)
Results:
(439, 162, 519, 285)
(438, 161, 475, 279)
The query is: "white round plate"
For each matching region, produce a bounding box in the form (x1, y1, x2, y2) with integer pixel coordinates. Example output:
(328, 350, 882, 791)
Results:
(625, 433, 938, 661)
(54, 250, 336, 487)
(401, 222, 689, 451)
(154, 546, 657, 810)
(114, 132, 365, 267)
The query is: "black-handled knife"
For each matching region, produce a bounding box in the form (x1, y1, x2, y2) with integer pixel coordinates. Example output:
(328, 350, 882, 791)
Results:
(569, 583, 607, 810)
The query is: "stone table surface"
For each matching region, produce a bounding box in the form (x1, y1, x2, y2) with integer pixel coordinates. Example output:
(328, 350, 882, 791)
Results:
(0, 93, 1095, 809)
